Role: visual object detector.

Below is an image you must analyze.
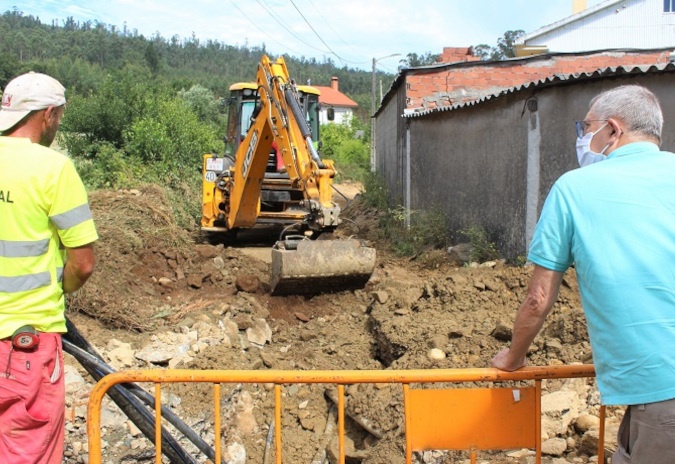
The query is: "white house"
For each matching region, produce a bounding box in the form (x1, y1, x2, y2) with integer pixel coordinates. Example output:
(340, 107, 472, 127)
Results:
(516, 0, 675, 56)
(313, 77, 358, 125)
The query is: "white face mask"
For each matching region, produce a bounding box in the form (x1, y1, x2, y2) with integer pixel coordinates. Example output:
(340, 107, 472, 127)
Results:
(576, 123, 610, 167)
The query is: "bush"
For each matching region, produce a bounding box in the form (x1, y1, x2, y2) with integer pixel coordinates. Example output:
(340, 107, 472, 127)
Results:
(71, 143, 145, 190)
(178, 84, 223, 126)
(59, 69, 223, 227)
(320, 116, 370, 182)
(381, 206, 450, 258)
(360, 172, 389, 209)
(60, 71, 149, 155)
(123, 95, 224, 180)
(458, 226, 500, 262)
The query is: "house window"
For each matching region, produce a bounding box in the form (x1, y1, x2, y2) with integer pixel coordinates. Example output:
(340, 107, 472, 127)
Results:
(665, 0, 675, 12)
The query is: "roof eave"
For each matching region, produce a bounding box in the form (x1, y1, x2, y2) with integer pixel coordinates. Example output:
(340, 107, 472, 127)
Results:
(403, 61, 675, 119)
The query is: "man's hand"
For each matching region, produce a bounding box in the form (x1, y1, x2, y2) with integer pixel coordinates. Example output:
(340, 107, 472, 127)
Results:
(491, 348, 527, 371)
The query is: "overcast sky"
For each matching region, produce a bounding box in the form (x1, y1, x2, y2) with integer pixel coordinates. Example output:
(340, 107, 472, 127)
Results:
(12, 0, 605, 71)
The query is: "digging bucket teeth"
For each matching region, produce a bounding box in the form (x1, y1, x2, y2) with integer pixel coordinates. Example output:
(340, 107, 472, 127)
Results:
(270, 238, 376, 295)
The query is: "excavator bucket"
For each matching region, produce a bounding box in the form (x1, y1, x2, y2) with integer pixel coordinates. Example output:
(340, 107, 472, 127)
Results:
(270, 238, 376, 295)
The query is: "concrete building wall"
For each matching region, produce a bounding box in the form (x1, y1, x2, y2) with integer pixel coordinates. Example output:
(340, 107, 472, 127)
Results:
(319, 107, 353, 125)
(401, 71, 675, 261)
(375, 83, 407, 204)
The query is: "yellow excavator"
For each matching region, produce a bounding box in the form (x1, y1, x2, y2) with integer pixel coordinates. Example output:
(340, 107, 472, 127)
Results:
(201, 55, 375, 295)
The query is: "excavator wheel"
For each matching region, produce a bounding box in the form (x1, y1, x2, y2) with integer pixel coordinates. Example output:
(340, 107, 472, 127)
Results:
(270, 237, 376, 295)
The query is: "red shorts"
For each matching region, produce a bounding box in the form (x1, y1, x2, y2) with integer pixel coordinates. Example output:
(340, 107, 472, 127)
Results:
(0, 333, 65, 464)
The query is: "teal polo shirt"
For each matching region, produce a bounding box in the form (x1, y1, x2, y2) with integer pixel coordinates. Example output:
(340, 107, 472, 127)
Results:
(529, 142, 675, 405)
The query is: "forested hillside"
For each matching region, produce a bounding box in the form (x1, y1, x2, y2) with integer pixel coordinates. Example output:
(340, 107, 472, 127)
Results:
(0, 8, 384, 225)
(0, 8, 385, 118)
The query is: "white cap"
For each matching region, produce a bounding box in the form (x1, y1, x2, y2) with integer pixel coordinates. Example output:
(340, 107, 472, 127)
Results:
(0, 72, 66, 132)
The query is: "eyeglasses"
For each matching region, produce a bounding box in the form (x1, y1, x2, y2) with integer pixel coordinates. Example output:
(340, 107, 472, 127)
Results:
(575, 120, 608, 138)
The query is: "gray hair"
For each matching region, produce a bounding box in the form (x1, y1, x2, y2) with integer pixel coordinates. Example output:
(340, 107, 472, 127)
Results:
(589, 85, 663, 144)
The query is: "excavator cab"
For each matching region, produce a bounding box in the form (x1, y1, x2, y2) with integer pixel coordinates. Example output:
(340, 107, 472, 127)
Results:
(201, 56, 375, 295)
(225, 83, 320, 175)
(203, 80, 329, 233)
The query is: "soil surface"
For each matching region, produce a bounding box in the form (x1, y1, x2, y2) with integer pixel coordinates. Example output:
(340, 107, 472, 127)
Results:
(63, 183, 613, 464)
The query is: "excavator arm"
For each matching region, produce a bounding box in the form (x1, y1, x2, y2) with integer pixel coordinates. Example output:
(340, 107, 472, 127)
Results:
(226, 55, 339, 230)
(202, 55, 375, 295)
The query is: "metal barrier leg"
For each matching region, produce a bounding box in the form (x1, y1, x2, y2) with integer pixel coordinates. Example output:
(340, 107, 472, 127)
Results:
(403, 384, 412, 464)
(536, 380, 542, 464)
(214, 384, 222, 464)
(155, 383, 162, 464)
(275, 385, 282, 464)
(338, 384, 345, 464)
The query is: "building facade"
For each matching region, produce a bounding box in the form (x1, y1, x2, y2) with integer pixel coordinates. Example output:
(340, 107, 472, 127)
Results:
(375, 57, 675, 260)
(517, 0, 675, 55)
(313, 77, 358, 125)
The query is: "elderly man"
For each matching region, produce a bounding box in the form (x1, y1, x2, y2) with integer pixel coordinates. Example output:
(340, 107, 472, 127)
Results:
(492, 85, 675, 464)
(0, 72, 97, 464)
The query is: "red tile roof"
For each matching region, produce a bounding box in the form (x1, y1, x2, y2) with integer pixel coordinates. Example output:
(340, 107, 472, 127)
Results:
(313, 85, 358, 108)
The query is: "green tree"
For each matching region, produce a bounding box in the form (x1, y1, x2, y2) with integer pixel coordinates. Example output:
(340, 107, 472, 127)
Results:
(399, 51, 440, 68)
(178, 84, 221, 126)
(123, 94, 224, 181)
(321, 116, 370, 181)
(60, 70, 149, 155)
(0, 52, 20, 87)
(474, 30, 525, 61)
(145, 42, 160, 75)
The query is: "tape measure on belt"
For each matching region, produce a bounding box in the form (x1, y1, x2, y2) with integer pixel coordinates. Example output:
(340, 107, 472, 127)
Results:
(11, 326, 40, 350)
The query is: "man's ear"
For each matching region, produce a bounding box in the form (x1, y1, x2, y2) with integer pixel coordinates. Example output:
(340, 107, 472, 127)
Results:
(43, 105, 58, 123)
(607, 118, 621, 138)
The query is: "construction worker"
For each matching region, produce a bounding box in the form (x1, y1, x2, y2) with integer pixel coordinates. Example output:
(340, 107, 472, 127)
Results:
(0, 72, 97, 463)
(492, 85, 675, 464)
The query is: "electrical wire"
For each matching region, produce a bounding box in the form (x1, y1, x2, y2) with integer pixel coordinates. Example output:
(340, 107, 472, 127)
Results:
(288, 0, 364, 66)
(255, 0, 331, 54)
(306, 0, 360, 55)
(228, 0, 305, 56)
(232, 0, 369, 68)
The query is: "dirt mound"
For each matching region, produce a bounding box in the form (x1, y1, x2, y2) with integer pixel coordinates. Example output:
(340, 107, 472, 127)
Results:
(68, 186, 268, 331)
(65, 185, 599, 464)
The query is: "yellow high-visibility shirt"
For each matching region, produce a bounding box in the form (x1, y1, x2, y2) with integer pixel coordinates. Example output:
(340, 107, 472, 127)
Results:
(0, 137, 98, 338)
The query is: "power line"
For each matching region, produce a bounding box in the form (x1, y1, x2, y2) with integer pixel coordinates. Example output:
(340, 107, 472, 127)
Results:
(289, 0, 361, 65)
(306, 0, 360, 55)
(229, 0, 305, 56)
(255, 0, 330, 55)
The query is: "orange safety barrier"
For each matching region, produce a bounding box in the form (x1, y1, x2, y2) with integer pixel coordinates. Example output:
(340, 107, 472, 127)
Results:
(86, 365, 606, 464)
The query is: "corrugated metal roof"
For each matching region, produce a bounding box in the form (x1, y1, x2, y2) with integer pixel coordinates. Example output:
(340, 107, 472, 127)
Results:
(403, 61, 675, 118)
(517, 0, 625, 43)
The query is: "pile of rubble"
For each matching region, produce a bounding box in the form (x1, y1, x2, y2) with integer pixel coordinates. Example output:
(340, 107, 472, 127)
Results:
(62, 296, 621, 464)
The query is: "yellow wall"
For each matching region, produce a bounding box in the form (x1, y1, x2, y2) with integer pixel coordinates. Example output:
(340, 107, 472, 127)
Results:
(573, 0, 587, 14)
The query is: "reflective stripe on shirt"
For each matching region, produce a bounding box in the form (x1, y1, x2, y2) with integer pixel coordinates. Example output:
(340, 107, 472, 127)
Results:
(0, 239, 50, 257)
(50, 203, 93, 230)
(0, 272, 51, 292)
